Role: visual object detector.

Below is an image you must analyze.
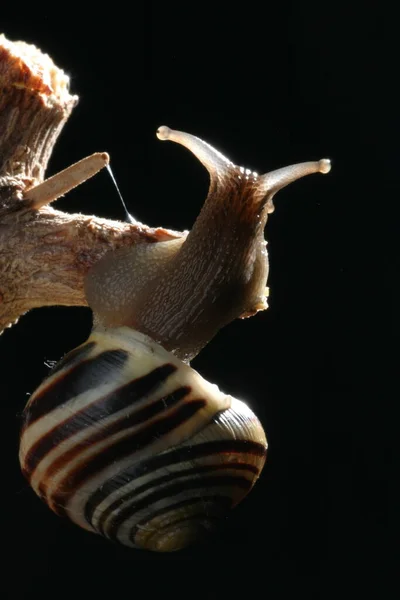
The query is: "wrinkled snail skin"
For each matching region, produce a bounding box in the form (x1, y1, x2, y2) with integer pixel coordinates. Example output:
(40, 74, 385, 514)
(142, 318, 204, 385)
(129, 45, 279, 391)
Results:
(19, 127, 331, 551)
(85, 126, 331, 362)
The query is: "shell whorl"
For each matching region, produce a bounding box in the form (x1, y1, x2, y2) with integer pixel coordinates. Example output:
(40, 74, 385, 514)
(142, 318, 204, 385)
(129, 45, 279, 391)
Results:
(19, 327, 267, 551)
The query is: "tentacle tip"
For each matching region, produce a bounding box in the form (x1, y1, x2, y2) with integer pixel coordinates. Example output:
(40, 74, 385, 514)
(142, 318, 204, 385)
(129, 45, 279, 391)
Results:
(100, 152, 110, 165)
(157, 126, 172, 141)
(318, 159, 331, 174)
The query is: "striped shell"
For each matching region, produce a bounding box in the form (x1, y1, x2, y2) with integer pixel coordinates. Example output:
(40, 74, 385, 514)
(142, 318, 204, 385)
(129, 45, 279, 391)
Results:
(20, 326, 267, 552)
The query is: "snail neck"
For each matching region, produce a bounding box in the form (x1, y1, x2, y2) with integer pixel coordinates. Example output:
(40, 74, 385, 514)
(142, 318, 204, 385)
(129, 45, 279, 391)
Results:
(130, 175, 269, 362)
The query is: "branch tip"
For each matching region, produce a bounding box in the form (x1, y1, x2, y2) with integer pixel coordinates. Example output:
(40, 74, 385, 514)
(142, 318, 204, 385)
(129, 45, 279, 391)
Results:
(24, 152, 110, 209)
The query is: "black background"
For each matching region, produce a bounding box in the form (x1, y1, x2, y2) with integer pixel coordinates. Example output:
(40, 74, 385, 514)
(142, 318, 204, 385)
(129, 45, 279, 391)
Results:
(2, 4, 396, 598)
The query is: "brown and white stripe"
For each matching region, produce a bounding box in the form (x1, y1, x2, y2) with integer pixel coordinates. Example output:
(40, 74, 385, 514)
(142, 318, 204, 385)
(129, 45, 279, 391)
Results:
(20, 326, 267, 551)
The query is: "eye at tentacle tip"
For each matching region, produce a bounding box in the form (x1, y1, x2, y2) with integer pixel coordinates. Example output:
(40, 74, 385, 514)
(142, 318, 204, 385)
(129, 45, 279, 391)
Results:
(318, 158, 331, 174)
(156, 126, 172, 140)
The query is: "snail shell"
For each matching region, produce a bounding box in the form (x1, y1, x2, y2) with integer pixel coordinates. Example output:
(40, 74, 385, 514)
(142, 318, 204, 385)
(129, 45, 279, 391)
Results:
(19, 126, 330, 551)
(20, 327, 266, 551)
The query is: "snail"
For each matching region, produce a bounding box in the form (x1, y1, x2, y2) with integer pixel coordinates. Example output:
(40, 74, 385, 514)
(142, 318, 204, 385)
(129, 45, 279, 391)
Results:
(19, 126, 331, 552)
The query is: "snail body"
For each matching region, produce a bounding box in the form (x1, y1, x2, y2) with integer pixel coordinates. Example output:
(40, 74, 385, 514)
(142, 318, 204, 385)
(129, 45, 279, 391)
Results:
(19, 126, 331, 551)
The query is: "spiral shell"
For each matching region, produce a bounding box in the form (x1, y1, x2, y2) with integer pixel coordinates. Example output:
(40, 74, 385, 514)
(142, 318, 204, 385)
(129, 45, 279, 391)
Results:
(20, 326, 267, 551)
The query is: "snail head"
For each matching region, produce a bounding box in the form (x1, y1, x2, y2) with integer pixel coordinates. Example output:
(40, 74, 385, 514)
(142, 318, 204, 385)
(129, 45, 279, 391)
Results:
(85, 126, 330, 361)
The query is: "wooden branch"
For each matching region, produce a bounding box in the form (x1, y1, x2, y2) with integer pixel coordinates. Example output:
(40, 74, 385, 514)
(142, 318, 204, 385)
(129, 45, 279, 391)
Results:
(24, 152, 110, 209)
(0, 34, 184, 333)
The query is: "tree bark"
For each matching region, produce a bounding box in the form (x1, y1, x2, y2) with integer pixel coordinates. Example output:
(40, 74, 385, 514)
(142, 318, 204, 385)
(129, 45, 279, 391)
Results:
(0, 34, 183, 333)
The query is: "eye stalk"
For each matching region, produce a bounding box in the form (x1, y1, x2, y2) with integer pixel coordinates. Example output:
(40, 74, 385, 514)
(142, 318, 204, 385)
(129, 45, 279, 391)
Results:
(157, 125, 234, 181)
(257, 157, 331, 214)
(157, 124, 330, 180)
(86, 126, 331, 362)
